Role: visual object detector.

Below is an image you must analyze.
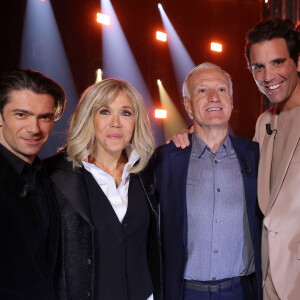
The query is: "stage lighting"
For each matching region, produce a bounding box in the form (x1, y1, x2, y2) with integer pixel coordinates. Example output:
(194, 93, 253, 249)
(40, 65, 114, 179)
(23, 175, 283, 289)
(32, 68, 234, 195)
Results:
(158, 3, 162, 9)
(155, 109, 167, 119)
(97, 13, 110, 25)
(157, 79, 162, 85)
(156, 31, 167, 42)
(211, 42, 222, 53)
(96, 68, 103, 83)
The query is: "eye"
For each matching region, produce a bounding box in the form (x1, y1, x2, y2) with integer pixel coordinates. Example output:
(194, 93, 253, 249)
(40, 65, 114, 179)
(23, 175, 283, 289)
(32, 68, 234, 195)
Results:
(251, 64, 263, 72)
(121, 110, 133, 117)
(99, 109, 110, 115)
(15, 112, 26, 118)
(41, 115, 54, 122)
(219, 87, 226, 92)
(273, 59, 285, 66)
(198, 88, 206, 94)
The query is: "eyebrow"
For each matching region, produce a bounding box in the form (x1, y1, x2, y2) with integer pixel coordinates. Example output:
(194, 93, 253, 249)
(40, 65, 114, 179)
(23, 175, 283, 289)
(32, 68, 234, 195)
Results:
(250, 62, 263, 68)
(251, 57, 287, 68)
(100, 105, 134, 109)
(272, 57, 286, 63)
(195, 82, 228, 88)
(12, 109, 55, 118)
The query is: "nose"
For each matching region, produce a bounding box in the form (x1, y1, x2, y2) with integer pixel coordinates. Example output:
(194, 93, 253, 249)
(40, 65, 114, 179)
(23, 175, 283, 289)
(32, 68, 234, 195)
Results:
(208, 90, 221, 102)
(27, 117, 41, 134)
(263, 66, 276, 83)
(109, 114, 121, 128)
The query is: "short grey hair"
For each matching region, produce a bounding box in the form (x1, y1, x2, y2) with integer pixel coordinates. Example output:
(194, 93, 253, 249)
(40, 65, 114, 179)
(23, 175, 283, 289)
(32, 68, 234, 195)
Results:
(182, 62, 233, 99)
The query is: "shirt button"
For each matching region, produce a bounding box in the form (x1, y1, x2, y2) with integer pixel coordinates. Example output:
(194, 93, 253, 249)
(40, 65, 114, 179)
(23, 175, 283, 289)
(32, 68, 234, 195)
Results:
(118, 238, 123, 243)
(217, 188, 220, 192)
(213, 250, 218, 253)
(87, 291, 91, 297)
(122, 223, 128, 228)
(215, 160, 218, 164)
(216, 219, 220, 223)
(87, 258, 91, 265)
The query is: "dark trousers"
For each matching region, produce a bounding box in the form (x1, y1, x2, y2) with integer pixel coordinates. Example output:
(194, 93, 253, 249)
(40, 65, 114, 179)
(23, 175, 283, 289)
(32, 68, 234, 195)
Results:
(183, 274, 258, 300)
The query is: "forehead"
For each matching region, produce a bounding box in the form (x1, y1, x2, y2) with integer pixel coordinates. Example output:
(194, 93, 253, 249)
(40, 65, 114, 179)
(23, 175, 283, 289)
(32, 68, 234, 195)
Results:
(6, 89, 55, 112)
(108, 91, 134, 108)
(249, 38, 290, 64)
(188, 67, 230, 88)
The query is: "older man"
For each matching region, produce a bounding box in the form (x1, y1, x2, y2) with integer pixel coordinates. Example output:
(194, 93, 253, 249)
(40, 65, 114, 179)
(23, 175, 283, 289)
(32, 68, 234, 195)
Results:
(0, 69, 65, 299)
(152, 63, 263, 300)
(245, 18, 300, 300)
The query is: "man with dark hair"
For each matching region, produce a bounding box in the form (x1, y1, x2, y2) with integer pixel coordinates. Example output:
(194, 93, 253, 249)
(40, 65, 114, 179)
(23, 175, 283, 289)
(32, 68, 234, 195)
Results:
(245, 18, 300, 300)
(0, 69, 66, 299)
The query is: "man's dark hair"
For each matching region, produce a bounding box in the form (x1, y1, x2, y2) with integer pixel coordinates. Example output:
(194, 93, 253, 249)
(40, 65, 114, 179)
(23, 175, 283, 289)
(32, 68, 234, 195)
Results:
(0, 69, 66, 120)
(245, 18, 300, 67)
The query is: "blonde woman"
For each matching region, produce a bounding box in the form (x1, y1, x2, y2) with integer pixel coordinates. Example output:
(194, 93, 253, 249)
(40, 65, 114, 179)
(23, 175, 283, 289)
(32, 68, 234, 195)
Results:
(45, 79, 161, 300)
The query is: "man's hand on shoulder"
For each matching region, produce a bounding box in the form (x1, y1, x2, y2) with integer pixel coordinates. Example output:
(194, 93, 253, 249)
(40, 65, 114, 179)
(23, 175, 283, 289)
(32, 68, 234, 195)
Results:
(166, 126, 194, 149)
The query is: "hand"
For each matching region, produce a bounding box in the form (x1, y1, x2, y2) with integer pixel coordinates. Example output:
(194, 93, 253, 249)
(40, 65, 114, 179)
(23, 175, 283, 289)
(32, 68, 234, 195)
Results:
(166, 126, 194, 148)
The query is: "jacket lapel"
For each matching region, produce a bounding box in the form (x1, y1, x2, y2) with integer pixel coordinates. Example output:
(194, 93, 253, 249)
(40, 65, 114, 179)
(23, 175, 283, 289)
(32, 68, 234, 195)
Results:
(258, 114, 278, 215)
(230, 136, 257, 212)
(50, 167, 93, 226)
(267, 109, 300, 214)
(170, 142, 192, 247)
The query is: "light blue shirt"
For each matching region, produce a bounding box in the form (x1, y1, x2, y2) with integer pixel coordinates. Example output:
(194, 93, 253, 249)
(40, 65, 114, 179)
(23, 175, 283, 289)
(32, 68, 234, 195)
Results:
(184, 133, 254, 281)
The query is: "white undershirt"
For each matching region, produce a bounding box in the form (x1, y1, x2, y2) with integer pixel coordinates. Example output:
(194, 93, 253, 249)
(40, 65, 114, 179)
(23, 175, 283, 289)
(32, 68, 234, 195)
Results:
(82, 147, 139, 222)
(82, 147, 154, 300)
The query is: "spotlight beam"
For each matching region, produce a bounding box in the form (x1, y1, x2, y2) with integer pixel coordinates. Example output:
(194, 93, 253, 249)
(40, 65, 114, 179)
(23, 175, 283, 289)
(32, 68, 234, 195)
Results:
(20, 0, 78, 158)
(158, 5, 195, 91)
(101, 0, 165, 145)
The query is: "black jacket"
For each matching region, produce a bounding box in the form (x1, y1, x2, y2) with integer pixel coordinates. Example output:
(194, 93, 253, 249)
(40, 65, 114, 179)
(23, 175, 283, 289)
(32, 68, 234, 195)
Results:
(44, 152, 162, 300)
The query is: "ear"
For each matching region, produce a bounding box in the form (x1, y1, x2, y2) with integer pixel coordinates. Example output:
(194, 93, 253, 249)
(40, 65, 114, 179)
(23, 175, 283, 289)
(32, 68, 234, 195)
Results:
(0, 113, 3, 127)
(184, 97, 192, 116)
(297, 54, 300, 73)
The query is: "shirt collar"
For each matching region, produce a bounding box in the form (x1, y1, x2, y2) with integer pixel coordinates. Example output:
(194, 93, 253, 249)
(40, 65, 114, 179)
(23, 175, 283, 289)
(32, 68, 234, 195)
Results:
(82, 144, 140, 182)
(122, 145, 139, 180)
(0, 143, 42, 175)
(191, 132, 232, 158)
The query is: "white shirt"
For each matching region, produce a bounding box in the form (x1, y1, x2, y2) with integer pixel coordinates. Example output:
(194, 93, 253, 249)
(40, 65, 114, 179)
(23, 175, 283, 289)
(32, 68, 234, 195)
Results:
(82, 146, 139, 222)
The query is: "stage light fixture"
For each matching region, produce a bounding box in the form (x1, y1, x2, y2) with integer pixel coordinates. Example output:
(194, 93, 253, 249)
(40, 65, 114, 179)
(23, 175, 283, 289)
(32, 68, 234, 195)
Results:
(156, 31, 167, 42)
(97, 13, 110, 25)
(155, 109, 167, 119)
(96, 68, 103, 83)
(211, 42, 222, 52)
(265, 0, 268, 3)
(158, 3, 162, 9)
(157, 79, 162, 85)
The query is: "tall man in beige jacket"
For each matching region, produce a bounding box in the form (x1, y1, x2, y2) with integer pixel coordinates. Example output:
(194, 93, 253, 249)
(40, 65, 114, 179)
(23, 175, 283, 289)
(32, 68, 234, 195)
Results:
(245, 18, 300, 300)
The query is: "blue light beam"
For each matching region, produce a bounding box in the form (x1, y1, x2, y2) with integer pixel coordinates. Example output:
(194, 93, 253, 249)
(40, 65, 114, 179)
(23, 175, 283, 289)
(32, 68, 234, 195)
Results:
(158, 5, 195, 91)
(101, 0, 165, 145)
(20, 0, 78, 158)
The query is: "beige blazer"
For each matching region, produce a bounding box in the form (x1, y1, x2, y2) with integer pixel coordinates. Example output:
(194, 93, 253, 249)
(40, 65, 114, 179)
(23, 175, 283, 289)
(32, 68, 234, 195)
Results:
(254, 106, 300, 299)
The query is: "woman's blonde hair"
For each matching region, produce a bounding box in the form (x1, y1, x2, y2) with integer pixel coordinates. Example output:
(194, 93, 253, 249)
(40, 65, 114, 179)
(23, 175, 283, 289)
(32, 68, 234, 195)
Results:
(66, 78, 154, 173)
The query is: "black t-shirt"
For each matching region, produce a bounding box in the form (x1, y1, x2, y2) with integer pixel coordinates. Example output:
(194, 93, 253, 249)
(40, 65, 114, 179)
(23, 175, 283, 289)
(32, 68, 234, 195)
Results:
(0, 143, 57, 279)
